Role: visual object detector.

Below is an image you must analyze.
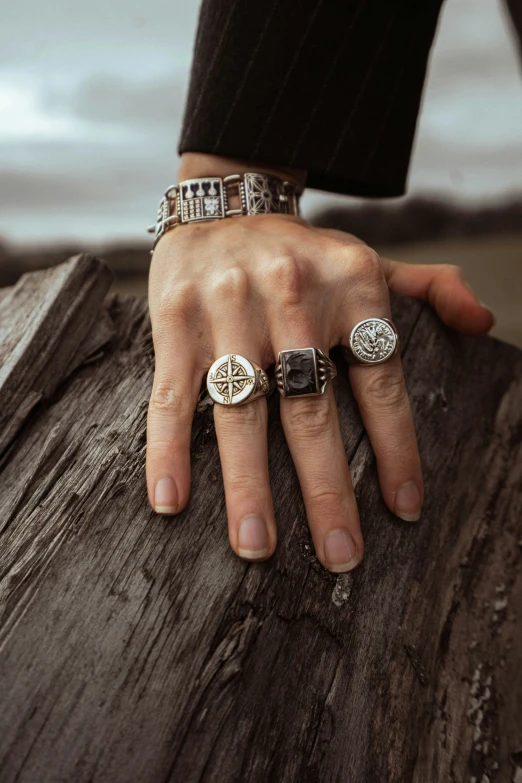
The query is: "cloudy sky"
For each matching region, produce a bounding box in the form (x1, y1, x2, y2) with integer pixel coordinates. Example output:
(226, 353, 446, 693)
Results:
(1, 0, 522, 247)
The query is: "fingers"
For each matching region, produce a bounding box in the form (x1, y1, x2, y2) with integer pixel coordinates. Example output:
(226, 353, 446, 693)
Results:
(147, 326, 204, 515)
(337, 251, 424, 522)
(382, 259, 495, 334)
(209, 268, 277, 562)
(268, 269, 363, 572)
(349, 357, 423, 522)
(280, 383, 363, 572)
(214, 395, 275, 561)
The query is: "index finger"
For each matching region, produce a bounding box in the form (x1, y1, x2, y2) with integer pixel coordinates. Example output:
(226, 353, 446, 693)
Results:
(147, 324, 204, 515)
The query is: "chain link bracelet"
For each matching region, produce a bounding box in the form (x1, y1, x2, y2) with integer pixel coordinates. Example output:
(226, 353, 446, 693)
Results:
(147, 172, 302, 252)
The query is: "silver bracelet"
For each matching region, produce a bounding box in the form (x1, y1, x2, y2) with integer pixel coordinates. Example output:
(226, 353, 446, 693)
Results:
(147, 172, 301, 252)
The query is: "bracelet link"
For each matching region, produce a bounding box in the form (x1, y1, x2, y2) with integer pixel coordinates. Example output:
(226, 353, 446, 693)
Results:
(148, 172, 301, 253)
(223, 174, 243, 217)
(239, 172, 300, 219)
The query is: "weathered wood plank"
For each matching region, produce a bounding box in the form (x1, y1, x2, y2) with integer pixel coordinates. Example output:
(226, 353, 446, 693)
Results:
(0, 254, 113, 457)
(0, 258, 520, 783)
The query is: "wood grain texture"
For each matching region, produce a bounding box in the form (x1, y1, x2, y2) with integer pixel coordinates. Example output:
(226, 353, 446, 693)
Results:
(0, 254, 114, 458)
(0, 257, 520, 783)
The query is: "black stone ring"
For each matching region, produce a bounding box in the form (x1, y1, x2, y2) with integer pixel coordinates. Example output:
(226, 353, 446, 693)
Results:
(274, 348, 337, 398)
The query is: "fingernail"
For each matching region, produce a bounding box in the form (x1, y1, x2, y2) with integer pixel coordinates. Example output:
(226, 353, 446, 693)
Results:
(238, 515, 269, 560)
(324, 529, 359, 573)
(465, 282, 496, 323)
(154, 477, 178, 514)
(479, 300, 497, 324)
(395, 481, 422, 522)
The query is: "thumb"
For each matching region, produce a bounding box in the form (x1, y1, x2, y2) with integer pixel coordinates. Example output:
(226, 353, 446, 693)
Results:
(382, 259, 495, 335)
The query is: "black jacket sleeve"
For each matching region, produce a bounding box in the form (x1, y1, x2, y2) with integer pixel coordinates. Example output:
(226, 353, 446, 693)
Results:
(178, 0, 445, 198)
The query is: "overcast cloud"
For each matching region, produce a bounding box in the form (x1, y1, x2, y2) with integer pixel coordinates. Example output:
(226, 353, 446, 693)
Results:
(1, 0, 522, 247)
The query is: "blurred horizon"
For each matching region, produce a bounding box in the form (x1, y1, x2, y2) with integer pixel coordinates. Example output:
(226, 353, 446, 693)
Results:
(1, 0, 522, 248)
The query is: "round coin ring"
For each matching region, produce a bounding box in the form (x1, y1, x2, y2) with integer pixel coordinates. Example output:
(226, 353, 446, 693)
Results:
(207, 354, 259, 405)
(349, 318, 399, 364)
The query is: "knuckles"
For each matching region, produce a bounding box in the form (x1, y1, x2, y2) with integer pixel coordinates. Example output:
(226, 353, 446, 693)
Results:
(157, 280, 200, 326)
(441, 263, 465, 283)
(332, 243, 388, 313)
(225, 470, 268, 496)
(345, 245, 384, 285)
(146, 437, 177, 458)
(206, 265, 250, 302)
(307, 484, 346, 506)
(284, 398, 332, 437)
(148, 382, 194, 419)
(327, 240, 384, 285)
(214, 398, 267, 431)
(265, 253, 307, 308)
(359, 368, 408, 410)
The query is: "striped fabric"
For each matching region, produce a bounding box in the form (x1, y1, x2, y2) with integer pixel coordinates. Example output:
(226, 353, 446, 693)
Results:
(178, 0, 445, 197)
(505, 0, 522, 59)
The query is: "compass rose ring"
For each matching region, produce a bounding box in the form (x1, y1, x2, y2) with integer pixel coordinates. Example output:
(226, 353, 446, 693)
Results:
(206, 354, 270, 406)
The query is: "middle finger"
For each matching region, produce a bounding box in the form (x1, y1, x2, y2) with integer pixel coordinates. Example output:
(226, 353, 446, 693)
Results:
(270, 314, 363, 573)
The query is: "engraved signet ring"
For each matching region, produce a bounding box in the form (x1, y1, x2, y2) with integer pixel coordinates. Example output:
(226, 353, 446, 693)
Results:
(206, 353, 270, 406)
(344, 317, 400, 365)
(274, 347, 337, 398)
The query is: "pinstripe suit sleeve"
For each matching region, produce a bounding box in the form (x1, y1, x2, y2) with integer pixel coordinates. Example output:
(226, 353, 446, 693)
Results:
(178, 0, 445, 198)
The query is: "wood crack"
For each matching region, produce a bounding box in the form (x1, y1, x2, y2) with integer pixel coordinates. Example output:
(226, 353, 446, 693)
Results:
(0, 263, 520, 783)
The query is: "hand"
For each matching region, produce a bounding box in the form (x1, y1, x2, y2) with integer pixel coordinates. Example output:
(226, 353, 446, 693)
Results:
(146, 158, 494, 572)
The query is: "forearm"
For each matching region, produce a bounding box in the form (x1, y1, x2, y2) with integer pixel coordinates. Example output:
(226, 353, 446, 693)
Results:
(178, 0, 445, 198)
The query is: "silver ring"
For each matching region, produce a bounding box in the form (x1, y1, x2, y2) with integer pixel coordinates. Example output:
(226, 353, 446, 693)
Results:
(206, 353, 270, 406)
(274, 347, 337, 398)
(344, 317, 400, 365)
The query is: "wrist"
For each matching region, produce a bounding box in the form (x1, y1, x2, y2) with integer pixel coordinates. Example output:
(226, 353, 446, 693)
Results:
(178, 152, 307, 192)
